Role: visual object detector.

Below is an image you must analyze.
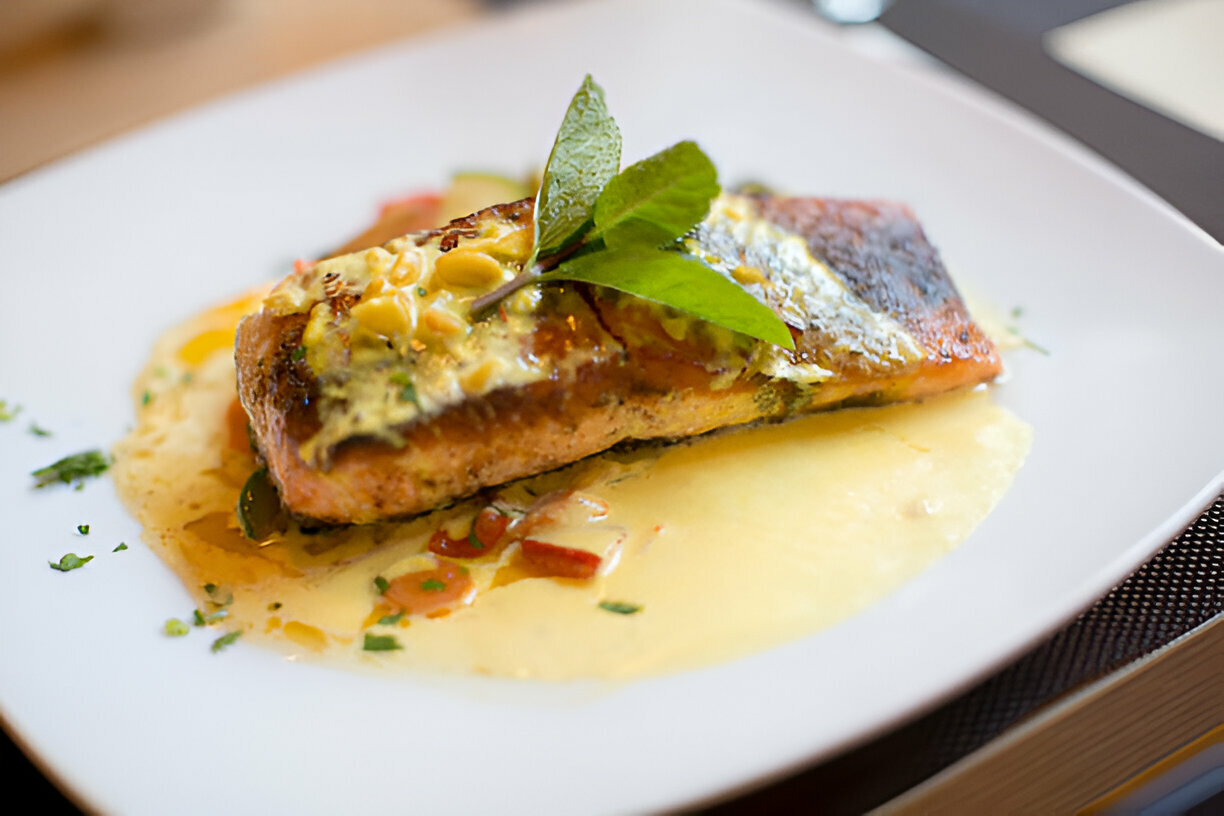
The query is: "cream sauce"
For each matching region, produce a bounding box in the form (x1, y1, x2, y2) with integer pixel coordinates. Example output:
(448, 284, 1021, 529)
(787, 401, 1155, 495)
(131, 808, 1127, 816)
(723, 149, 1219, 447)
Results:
(112, 292, 1030, 680)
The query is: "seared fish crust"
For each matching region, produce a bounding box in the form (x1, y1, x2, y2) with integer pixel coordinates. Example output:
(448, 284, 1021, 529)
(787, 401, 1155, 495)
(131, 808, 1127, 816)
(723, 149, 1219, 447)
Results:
(236, 194, 1000, 524)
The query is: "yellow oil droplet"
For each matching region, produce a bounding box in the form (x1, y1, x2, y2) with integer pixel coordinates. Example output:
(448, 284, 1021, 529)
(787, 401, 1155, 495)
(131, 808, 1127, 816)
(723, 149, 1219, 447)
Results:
(282, 621, 328, 652)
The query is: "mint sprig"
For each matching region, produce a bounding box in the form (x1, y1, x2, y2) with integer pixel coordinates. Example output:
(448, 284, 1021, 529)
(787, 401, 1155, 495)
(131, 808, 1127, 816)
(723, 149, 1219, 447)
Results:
(472, 76, 794, 350)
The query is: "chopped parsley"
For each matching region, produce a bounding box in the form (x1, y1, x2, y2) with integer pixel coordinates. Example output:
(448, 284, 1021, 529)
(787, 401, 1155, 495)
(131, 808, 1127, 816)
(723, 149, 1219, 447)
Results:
(49, 553, 93, 572)
(28, 423, 51, 437)
(374, 576, 390, 594)
(377, 610, 405, 626)
(76, 524, 90, 535)
(420, 578, 446, 592)
(598, 600, 642, 615)
(31, 450, 111, 489)
(141, 391, 153, 406)
(388, 372, 420, 406)
(163, 618, 190, 637)
(0, 401, 20, 422)
(192, 609, 206, 626)
(113, 542, 128, 552)
(211, 631, 242, 653)
(291, 345, 308, 362)
(362, 633, 402, 652)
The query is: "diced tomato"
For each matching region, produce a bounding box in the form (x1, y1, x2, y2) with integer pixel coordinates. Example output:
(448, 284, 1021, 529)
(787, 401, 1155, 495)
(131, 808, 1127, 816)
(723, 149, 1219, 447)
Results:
(383, 560, 472, 617)
(427, 507, 509, 558)
(519, 539, 602, 580)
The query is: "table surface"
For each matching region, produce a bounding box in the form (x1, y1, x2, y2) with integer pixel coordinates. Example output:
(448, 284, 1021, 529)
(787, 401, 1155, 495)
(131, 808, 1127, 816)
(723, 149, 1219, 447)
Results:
(2, 0, 1221, 813)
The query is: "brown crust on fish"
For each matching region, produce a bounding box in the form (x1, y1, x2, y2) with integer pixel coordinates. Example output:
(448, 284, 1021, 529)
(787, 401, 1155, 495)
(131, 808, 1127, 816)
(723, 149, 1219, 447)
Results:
(236, 197, 1002, 524)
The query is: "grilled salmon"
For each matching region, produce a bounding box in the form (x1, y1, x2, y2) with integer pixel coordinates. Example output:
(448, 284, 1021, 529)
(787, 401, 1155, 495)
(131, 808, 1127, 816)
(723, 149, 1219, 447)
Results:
(235, 193, 1000, 525)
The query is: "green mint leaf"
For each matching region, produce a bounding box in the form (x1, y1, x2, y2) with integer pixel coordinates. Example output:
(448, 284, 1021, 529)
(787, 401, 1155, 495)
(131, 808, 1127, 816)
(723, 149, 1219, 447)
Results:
(592, 140, 718, 250)
(31, 449, 111, 488)
(49, 553, 93, 572)
(363, 632, 403, 652)
(542, 247, 795, 349)
(598, 600, 642, 615)
(237, 468, 285, 540)
(532, 75, 621, 261)
(163, 618, 190, 637)
(211, 631, 241, 653)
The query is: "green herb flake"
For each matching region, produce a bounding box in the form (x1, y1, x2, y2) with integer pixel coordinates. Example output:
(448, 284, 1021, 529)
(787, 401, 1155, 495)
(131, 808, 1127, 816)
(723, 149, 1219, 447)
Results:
(203, 583, 217, 594)
(211, 630, 242, 653)
(181, 372, 195, 385)
(374, 576, 390, 594)
(362, 633, 403, 652)
(466, 528, 485, 550)
(416, 286, 427, 297)
(388, 372, 420, 406)
(141, 391, 153, 406)
(0, 401, 21, 421)
(192, 609, 206, 627)
(377, 611, 405, 626)
(49, 553, 93, 572)
(113, 542, 128, 552)
(163, 618, 190, 637)
(598, 600, 642, 615)
(291, 345, 308, 362)
(420, 578, 446, 592)
(28, 423, 51, 437)
(76, 524, 90, 535)
(31, 449, 111, 489)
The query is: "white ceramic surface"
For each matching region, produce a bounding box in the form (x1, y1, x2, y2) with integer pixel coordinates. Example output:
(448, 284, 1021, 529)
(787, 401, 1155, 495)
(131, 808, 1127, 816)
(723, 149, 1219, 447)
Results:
(1, 0, 1222, 813)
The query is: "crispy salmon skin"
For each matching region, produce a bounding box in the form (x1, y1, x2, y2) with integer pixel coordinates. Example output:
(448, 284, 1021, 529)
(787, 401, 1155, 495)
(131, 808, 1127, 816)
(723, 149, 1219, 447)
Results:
(235, 193, 1000, 524)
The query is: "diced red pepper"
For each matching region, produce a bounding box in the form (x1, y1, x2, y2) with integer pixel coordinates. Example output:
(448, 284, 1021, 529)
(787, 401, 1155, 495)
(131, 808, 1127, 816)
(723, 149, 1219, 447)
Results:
(519, 539, 602, 580)
(383, 560, 472, 617)
(427, 507, 509, 558)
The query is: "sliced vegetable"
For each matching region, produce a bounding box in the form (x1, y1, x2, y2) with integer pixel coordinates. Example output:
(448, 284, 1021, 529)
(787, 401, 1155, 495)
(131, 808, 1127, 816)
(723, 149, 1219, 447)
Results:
(383, 560, 473, 617)
(237, 468, 286, 540)
(520, 539, 601, 580)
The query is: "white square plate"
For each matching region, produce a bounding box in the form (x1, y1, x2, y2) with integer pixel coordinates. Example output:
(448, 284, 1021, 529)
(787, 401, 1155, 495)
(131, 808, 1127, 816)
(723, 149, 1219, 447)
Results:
(1, 0, 1221, 812)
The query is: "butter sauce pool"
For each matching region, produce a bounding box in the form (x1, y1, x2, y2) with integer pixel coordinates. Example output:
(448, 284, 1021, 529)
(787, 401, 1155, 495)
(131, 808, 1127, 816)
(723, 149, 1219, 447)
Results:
(112, 292, 1030, 680)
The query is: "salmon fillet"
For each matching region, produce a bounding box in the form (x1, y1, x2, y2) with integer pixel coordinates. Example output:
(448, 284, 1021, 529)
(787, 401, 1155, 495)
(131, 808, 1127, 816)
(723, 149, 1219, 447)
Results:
(235, 193, 1000, 525)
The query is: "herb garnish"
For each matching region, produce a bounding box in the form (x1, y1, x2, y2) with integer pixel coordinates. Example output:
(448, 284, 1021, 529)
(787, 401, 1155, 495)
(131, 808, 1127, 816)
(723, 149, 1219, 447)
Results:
(113, 542, 128, 552)
(28, 423, 51, 437)
(49, 553, 93, 572)
(291, 345, 308, 362)
(470, 75, 793, 350)
(598, 600, 642, 615)
(31, 450, 111, 489)
(0, 401, 20, 421)
(420, 578, 446, 592)
(237, 468, 285, 540)
(374, 576, 390, 594)
(362, 633, 403, 652)
(163, 618, 190, 637)
(389, 372, 420, 406)
(76, 524, 90, 535)
(211, 631, 242, 653)
(377, 610, 405, 626)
